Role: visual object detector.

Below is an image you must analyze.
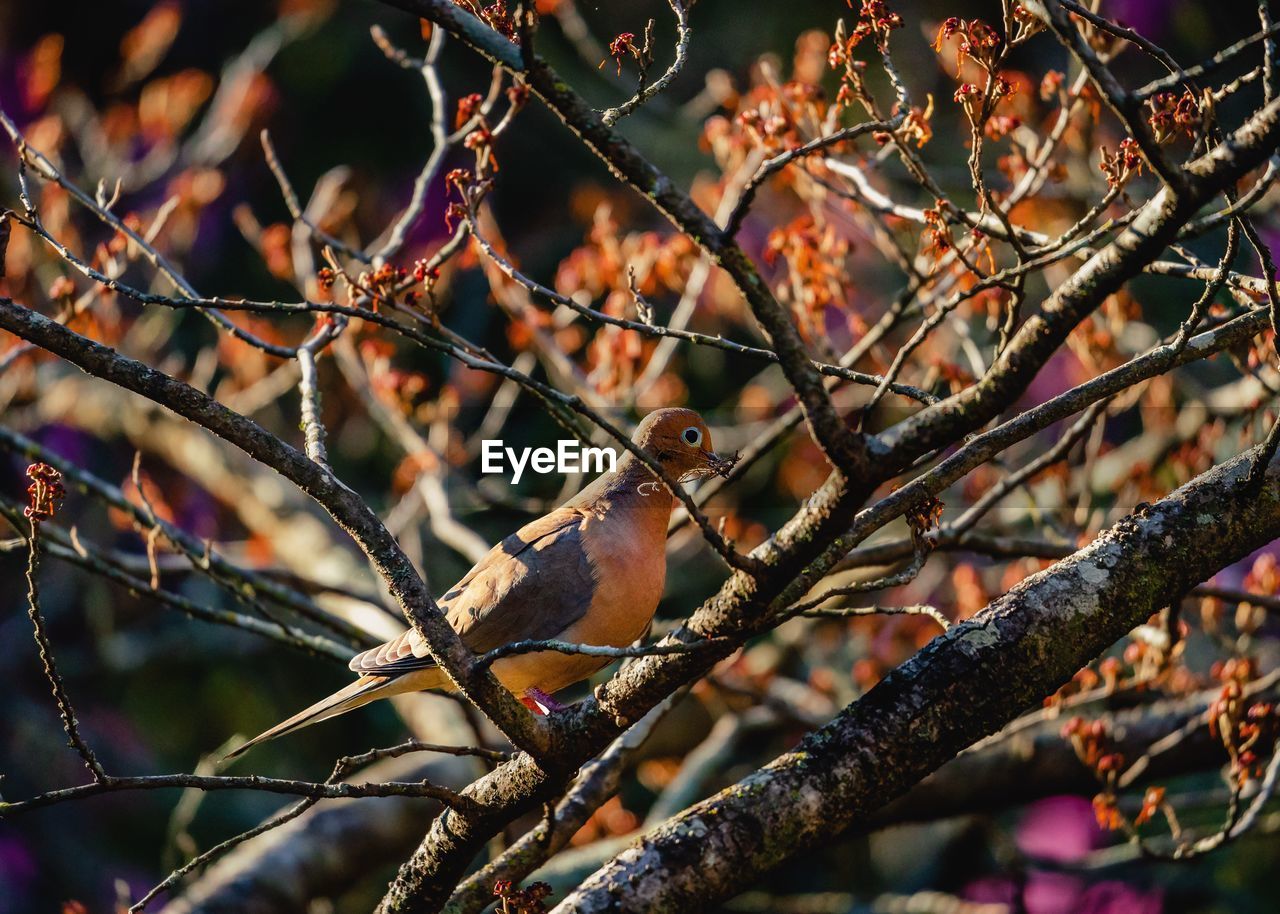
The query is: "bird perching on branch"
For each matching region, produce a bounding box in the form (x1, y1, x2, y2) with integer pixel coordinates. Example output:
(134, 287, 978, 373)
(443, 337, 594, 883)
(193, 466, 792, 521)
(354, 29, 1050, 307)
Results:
(227, 408, 733, 758)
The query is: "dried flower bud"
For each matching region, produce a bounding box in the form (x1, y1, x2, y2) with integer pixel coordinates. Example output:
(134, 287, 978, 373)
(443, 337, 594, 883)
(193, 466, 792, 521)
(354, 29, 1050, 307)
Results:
(1134, 785, 1165, 825)
(506, 81, 530, 109)
(1099, 138, 1143, 189)
(1092, 792, 1123, 830)
(25, 463, 65, 521)
(48, 276, 76, 300)
(455, 93, 483, 130)
(445, 168, 474, 195)
(603, 32, 637, 75)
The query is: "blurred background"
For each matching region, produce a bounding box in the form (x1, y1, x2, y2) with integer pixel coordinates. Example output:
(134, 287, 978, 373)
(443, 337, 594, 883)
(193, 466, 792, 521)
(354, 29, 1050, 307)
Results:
(2, 1, 1279, 912)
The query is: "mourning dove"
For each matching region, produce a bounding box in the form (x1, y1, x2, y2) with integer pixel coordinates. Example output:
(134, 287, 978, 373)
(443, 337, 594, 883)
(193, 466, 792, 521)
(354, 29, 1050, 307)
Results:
(228, 408, 731, 758)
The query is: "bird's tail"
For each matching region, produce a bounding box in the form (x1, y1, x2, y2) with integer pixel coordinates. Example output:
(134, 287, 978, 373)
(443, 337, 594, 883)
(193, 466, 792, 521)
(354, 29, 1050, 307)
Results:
(224, 675, 393, 761)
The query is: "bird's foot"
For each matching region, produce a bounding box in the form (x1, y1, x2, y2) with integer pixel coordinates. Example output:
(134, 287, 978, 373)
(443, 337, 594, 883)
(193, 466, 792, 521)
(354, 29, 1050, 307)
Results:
(521, 687, 568, 715)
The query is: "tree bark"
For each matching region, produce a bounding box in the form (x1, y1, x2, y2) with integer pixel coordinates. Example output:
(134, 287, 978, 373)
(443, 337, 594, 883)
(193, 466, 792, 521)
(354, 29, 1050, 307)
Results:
(554, 446, 1280, 912)
(355, 4, 1280, 904)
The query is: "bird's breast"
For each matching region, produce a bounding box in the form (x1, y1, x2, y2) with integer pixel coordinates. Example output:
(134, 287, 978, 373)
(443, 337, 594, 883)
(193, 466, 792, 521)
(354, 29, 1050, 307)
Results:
(573, 505, 669, 648)
(488, 496, 672, 696)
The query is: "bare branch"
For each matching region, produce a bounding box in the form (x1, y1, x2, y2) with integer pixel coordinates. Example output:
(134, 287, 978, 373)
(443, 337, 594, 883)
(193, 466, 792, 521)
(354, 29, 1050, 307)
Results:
(0, 297, 548, 755)
(600, 0, 691, 126)
(556, 444, 1280, 911)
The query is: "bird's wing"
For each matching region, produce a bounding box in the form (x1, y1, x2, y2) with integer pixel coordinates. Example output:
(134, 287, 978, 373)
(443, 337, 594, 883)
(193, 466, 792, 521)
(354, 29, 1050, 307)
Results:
(348, 510, 597, 676)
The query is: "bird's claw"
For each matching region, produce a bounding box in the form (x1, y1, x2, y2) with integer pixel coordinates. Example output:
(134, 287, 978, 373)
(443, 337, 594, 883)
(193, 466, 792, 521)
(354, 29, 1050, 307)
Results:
(521, 687, 568, 715)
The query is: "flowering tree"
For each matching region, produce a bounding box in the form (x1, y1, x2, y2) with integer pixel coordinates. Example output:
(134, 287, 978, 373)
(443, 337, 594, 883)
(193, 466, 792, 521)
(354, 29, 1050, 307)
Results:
(4, 1, 1280, 912)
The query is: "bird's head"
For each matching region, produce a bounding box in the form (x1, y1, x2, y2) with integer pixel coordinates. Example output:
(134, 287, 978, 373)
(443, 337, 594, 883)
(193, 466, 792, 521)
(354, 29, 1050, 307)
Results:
(631, 408, 737, 482)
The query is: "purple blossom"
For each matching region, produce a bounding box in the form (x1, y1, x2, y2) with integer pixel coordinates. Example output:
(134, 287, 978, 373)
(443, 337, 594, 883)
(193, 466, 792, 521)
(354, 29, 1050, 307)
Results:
(1108, 0, 1178, 41)
(1220, 539, 1280, 590)
(965, 797, 1162, 914)
(1016, 795, 1102, 863)
(1024, 871, 1087, 914)
(0, 835, 37, 914)
(1079, 880, 1164, 914)
(965, 873, 1162, 914)
(35, 424, 98, 468)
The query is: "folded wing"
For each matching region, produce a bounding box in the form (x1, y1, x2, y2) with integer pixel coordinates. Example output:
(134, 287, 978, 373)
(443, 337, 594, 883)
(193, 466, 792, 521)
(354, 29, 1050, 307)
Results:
(348, 509, 598, 677)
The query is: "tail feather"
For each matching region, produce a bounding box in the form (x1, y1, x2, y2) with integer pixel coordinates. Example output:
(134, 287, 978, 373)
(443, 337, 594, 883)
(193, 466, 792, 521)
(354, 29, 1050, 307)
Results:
(225, 676, 392, 761)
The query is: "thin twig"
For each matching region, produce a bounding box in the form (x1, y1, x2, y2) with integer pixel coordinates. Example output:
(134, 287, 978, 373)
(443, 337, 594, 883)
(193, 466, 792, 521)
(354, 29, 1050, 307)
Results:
(23, 511, 107, 781)
(0, 769, 479, 819)
(600, 0, 691, 126)
(477, 636, 726, 669)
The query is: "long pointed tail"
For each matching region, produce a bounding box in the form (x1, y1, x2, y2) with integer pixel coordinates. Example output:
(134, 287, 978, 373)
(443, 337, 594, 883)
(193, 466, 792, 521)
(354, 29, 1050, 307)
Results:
(225, 676, 392, 761)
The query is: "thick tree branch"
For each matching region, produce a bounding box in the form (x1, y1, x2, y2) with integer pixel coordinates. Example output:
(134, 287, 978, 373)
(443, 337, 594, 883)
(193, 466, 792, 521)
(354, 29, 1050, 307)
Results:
(556, 444, 1280, 911)
(362, 35, 1280, 914)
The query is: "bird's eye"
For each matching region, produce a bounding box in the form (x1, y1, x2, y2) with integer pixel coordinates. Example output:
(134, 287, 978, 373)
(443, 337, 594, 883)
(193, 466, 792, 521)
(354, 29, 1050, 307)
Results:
(681, 426, 702, 446)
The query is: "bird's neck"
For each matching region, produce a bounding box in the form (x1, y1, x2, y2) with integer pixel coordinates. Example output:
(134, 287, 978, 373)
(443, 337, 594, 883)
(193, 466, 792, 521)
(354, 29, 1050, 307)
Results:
(568, 452, 674, 518)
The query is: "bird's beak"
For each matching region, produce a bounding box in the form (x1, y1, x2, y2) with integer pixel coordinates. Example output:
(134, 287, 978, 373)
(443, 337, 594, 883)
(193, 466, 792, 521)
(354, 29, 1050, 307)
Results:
(705, 449, 739, 479)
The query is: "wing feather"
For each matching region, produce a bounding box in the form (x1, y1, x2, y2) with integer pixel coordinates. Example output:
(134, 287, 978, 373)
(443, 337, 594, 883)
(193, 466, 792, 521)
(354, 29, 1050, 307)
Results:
(348, 510, 597, 677)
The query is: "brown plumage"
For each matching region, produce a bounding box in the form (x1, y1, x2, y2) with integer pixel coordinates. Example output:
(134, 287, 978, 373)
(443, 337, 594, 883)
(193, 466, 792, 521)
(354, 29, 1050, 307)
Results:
(227, 408, 730, 759)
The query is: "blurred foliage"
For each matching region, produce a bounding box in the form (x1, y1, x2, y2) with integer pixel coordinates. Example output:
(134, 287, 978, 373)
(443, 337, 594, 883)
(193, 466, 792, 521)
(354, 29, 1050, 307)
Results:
(2, 1, 1280, 913)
